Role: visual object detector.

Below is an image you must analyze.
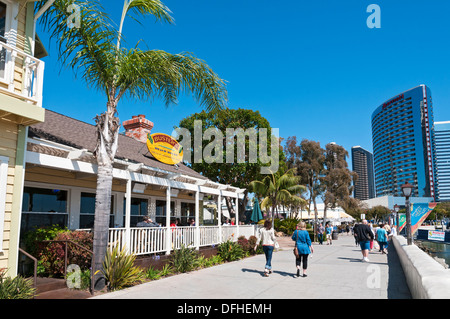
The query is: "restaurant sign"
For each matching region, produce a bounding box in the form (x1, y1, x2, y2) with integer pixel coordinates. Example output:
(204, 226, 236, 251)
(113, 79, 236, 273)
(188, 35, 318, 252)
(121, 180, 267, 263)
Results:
(146, 133, 183, 165)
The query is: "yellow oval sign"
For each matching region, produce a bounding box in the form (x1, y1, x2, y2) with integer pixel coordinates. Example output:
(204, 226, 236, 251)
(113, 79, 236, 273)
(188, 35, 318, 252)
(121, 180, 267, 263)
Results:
(146, 133, 183, 165)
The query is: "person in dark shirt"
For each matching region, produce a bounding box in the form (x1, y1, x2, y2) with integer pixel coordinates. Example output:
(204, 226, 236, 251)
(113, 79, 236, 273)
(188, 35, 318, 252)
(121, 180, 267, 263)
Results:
(354, 220, 374, 262)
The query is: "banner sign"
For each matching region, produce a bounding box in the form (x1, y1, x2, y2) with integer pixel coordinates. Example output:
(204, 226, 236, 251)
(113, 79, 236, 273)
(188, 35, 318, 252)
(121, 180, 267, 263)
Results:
(398, 213, 406, 232)
(428, 230, 445, 242)
(410, 202, 436, 234)
(146, 133, 183, 165)
(397, 202, 437, 234)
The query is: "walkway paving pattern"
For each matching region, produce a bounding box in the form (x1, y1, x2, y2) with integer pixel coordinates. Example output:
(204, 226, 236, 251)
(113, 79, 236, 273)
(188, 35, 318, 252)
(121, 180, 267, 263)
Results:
(91, 234, 411, 300)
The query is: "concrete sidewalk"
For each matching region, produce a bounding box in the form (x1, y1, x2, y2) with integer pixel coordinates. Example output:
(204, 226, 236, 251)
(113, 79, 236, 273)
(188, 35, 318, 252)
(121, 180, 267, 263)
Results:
(91, 234, 411, 299)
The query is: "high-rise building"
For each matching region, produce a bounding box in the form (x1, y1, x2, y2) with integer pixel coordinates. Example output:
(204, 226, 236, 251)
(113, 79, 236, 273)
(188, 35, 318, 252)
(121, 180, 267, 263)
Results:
(371, 85, 437, 199)
(351, 146, 375, 200)
(434, 121, 450, 202)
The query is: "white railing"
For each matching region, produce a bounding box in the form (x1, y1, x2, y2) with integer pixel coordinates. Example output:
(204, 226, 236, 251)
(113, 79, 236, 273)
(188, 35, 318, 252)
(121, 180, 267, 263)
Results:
(94, 225, 258, 256)
(0, 41, 45, 106)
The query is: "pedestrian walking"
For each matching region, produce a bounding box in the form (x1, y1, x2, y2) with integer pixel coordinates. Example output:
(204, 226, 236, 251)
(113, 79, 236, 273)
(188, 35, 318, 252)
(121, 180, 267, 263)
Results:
(377, 224, 389, 254)
(317, 223, 325, 245)
(292, 221, 313, 277)
(354, 219, 374, 262)
(326, 223, 333, 245)
(255, 219, 277, 277)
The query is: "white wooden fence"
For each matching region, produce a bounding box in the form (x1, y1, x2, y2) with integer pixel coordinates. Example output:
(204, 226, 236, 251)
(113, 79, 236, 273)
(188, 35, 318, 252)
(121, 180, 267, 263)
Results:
(105, 225, 258, 256)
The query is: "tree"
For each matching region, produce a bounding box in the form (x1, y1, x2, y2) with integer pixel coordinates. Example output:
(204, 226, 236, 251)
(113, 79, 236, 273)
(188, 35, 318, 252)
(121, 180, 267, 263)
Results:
(37, 0, 228, 289)
(285, 138, 325, 237)
(321, 143, 357, 225)
(249, 167, 306, 222)
(176, 108, 278, 218)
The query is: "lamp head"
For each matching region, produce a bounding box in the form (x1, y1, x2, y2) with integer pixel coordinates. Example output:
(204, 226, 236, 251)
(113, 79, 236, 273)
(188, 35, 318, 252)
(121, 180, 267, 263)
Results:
(401, 182, 414, 198)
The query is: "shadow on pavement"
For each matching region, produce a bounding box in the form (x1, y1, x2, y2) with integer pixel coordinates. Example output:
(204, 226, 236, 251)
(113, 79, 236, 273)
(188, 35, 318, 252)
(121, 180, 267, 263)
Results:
(386, 242, 412, 299)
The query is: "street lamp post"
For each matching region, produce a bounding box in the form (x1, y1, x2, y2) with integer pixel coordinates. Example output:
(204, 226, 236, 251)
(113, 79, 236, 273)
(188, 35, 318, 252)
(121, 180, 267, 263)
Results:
(401, 182, 414, 245)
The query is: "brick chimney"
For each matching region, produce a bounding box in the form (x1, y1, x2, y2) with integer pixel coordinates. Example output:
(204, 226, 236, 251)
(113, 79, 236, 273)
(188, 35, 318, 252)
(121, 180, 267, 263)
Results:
(122, 114, 154, 143)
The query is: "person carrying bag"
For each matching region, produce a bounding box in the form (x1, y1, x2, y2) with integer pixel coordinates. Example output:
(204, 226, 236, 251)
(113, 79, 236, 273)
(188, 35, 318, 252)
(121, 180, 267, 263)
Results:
(292, 221, 314, 277)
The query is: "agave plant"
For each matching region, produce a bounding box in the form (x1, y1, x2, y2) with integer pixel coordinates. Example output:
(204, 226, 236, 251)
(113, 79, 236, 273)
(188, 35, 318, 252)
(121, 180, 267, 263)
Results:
(101, 245, 143, 291)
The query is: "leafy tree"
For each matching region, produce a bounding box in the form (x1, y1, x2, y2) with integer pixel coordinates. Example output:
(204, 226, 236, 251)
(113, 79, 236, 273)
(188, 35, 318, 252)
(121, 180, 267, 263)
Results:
(321, 143, 357, 225)
(176, 108, 278, 217)
(285, 137, 325, 237)
(37, 0, 227, 289)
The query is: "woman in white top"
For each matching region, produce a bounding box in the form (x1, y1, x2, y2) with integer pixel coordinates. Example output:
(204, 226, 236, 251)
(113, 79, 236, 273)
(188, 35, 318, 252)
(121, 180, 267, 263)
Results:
(255, 219, 277, 277)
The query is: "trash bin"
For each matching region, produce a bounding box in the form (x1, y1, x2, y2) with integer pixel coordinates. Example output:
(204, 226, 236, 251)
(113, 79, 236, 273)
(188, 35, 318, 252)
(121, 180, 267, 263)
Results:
(332, 231, 338, 240)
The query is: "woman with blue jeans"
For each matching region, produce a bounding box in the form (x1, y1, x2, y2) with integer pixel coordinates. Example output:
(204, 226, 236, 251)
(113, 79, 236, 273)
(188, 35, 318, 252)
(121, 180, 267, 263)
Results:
(256, 220, 277, 277)
(292, 221, 314, 277)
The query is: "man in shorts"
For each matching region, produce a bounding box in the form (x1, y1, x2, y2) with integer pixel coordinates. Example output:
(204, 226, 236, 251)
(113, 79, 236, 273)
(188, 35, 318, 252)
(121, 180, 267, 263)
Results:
(354, 219, 374, 262)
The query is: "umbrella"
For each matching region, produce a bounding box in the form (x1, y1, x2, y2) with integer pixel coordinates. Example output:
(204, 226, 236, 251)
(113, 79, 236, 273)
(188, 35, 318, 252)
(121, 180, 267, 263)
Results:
(250, 198, 263, 223)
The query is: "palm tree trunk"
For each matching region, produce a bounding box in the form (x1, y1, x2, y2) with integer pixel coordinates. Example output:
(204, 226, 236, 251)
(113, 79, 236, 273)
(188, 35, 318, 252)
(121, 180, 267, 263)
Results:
(92, 106, 120, 290)
(93, 163, 114, 289)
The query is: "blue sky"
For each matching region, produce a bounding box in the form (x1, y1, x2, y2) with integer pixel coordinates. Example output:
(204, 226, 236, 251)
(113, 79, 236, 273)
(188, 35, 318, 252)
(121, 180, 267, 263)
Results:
(36, 0, 450, 164)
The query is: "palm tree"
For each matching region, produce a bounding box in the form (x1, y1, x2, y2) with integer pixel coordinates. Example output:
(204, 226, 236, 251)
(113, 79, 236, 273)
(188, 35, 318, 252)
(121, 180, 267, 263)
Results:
(249, 168, 306, 222)
(37, 0, 228, 289)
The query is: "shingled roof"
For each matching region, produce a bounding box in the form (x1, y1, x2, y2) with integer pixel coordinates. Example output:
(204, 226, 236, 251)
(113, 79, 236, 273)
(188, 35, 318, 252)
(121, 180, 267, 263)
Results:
(28, 109, 206, 180)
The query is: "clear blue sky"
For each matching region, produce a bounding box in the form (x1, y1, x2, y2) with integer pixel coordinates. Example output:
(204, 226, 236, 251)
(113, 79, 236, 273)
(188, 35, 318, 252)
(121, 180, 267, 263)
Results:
(36, 0, 450, 164)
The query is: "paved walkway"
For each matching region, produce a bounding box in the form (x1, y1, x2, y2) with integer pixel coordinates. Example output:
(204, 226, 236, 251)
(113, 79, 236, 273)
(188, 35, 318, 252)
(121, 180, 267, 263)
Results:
(91, 234, 411, 299)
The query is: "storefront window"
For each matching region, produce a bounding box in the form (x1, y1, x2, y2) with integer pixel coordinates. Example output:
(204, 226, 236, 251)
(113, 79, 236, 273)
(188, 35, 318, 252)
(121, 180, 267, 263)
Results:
(123, 197, 148, 227)
(21, 187, 68, 233)
(180, 202, 195, 226)
(155, 200, 175, 226)
(80, 192, 115, 229)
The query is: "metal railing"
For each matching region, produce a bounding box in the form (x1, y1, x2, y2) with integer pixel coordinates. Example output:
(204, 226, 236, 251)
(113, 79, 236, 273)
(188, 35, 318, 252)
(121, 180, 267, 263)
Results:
(41, 240, 95, 295)
(18, 248, 37, 289)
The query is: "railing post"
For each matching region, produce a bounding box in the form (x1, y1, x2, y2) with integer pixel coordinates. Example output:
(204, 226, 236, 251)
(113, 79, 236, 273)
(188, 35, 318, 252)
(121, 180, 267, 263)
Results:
(125, 178, 132, 253)
(218, 191, 222, 243)
(165, 186, 171, 255)
(195, 189, 200, 250)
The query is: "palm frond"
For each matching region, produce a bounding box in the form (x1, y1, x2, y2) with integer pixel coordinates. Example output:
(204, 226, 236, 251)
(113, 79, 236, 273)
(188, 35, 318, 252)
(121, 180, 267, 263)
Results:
(115, 49, 227, 110)
(37, 0, 118, 96)
(126, 0, 174, 24)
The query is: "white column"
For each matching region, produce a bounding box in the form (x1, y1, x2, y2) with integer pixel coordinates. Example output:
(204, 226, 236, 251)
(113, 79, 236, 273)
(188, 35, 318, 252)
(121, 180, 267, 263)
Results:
(195, 188, 200, 250)
(165, 186, 171, 255)
(218, 192, 222, 243)
(125, 178, 131, 253)
(235, 194, 239, 240)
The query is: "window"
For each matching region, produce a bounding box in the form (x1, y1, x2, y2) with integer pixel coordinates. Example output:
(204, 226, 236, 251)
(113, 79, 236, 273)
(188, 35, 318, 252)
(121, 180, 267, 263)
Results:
(21, 187, 68, 234)
(123, 197, 148, 227)
(0, 156, 8, 252)
(80, 192, 115, 229)
(155, 200, 175, 226)
(180, 202, 195, 226)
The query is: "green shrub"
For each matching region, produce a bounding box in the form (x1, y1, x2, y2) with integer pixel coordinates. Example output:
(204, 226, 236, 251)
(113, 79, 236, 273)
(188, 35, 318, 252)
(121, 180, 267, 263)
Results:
(170, 245, 200, 273)
(38, 230, 93, 277)
(102, 245, 143, 291)
(0, 268, 36, 299)
(217, 240, 244, 262)
(275, 218, 301, 235)
(159, 264, 174, 277)
(144, 266, 162, 281)
(22, 225, 68, 257)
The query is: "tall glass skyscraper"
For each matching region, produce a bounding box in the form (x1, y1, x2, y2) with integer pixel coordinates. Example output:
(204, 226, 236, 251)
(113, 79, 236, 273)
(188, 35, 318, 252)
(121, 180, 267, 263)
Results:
(434, 121, 450, 202)
(371, 85, 437, 199)
(351, 146, 375, 200)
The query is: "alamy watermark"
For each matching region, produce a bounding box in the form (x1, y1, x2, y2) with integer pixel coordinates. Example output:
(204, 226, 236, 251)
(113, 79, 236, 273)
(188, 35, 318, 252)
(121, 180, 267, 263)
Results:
(172, 121, 280, 175)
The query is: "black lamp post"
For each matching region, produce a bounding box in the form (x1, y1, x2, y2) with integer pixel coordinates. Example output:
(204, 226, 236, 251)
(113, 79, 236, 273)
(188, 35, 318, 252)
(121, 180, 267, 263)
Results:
(401, 182, 414, 245)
